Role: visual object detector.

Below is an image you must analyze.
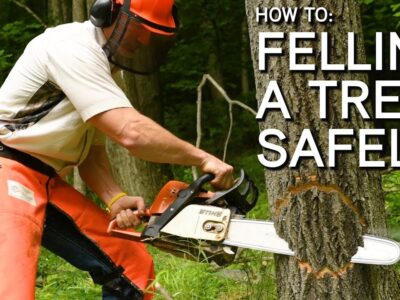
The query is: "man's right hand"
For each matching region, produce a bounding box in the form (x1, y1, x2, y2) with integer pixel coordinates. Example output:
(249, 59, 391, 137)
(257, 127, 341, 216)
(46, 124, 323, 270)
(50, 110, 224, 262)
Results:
(109, 195, 146, 228)
(200, 155, 234, 190)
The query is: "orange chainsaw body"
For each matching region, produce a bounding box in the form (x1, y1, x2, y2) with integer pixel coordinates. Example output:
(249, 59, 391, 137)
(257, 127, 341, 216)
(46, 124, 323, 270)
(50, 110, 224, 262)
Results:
(149, 180, 214, 215)
(108, 171, 257, 266)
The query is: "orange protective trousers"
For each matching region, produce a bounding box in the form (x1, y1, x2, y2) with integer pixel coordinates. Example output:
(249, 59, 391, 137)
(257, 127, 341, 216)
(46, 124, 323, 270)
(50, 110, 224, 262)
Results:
(0, 157, 155, 299)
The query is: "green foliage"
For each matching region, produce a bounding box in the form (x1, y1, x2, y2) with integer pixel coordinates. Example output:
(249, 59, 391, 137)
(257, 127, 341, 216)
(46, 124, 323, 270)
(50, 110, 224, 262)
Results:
(360, 0, 375, 4)
(232, 152, 266, 194)
(383, 171, 400, 240)
(151, 250, 232, 299)
(361, 0, 399, 46)
(0, 50, 12, 74)
(0, 20, 42, 82)
(160, 0, 257, 161)
(150, 247, 276, 300)
(392, 3, 400, 27)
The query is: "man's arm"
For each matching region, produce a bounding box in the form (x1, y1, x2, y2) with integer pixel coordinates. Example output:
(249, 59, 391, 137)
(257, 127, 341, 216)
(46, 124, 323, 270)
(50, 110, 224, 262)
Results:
(78, 144, 145, 228)
(88, 107, 233, 189)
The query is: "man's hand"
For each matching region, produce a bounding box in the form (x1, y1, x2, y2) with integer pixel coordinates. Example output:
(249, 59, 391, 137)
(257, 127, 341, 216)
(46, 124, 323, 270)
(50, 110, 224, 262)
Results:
(200, 155, 234, 190)
(109, 195, 146, 228)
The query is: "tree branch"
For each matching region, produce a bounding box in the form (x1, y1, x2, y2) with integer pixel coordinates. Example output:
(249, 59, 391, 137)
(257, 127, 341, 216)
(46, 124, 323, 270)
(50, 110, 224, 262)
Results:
(192, 74, 257, 179)
(9, 0, 47, 28)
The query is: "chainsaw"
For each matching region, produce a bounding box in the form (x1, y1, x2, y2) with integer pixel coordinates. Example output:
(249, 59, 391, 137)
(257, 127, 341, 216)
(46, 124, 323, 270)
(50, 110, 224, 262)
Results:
(108, 170, 400, 266)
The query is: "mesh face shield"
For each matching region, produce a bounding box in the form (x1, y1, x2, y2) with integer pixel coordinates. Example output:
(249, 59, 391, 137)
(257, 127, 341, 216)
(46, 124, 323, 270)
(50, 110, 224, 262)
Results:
(103, 8, 177, 75)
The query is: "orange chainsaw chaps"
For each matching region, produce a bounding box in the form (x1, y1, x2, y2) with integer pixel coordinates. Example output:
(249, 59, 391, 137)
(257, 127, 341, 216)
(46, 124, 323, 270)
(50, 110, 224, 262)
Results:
(48, 177, 155, 299)
(0, 158, 49, 300)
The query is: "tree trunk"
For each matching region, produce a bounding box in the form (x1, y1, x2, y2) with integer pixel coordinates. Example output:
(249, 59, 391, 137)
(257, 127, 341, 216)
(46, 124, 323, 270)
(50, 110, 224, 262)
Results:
(69, 0, 90, 193)
(86, 0, 95, 15)
(245, 0, 400, 299)
(107, 67, 173, 205)
(72, 0, 87, 22)
(48, 0, 72, 24)
(208, 51, 225, 101)
(241, 18, 250, 95)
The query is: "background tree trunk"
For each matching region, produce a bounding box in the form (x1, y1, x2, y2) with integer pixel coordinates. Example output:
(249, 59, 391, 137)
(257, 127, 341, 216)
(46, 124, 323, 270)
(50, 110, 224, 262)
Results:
(70, 0, 90, 193)
(245, 0, 400, 298)
(241, 18, 250, 95)
(48, 0, 72, 24)
(72, 0, 87, 22)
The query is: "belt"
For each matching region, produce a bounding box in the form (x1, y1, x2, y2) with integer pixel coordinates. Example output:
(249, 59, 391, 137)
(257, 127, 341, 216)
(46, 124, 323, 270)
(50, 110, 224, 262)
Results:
(0, 142, 56, 177)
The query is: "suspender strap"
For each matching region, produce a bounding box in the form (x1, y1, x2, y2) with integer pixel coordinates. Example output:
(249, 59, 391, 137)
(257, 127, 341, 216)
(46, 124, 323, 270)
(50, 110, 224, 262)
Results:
(0, 142, 56, 177)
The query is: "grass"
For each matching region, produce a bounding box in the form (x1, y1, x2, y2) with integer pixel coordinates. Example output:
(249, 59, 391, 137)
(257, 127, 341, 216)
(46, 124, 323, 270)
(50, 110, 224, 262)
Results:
(36, 248, 101, 299)
(35, 192, 277, 299)
(36, 246, 277, 300)
(149, 247, 277, 300)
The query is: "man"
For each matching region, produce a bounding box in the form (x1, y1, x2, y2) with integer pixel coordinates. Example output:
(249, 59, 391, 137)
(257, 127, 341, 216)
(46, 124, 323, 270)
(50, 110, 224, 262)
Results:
(0, 0, 233, 299)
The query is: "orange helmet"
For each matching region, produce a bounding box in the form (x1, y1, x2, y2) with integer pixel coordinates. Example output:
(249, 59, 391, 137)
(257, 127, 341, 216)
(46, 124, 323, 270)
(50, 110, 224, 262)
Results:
(116, 0, 177, 35)
(90, 0, 179, 74)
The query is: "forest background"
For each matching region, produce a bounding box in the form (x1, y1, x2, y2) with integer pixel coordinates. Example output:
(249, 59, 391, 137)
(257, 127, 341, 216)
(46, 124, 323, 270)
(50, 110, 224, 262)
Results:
(0, 0, 400, 299)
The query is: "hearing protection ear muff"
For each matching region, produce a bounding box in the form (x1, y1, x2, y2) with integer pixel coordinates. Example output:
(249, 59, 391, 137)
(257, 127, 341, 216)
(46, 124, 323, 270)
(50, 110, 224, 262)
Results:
(90, 0, 120, 28)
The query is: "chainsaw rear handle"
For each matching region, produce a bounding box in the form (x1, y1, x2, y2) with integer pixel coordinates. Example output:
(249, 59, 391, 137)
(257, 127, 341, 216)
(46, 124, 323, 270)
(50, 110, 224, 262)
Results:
(107, 219, 142, 241)
(107, 209, 151, 241)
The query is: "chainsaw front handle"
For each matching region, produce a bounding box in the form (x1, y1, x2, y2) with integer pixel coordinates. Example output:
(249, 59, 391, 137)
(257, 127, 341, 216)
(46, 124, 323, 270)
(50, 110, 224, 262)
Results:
(206, 169, 258, 214)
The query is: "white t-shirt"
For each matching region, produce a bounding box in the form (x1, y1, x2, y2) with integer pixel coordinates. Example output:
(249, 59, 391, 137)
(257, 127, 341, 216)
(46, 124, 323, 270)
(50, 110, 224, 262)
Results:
(0, 21, 132, 173)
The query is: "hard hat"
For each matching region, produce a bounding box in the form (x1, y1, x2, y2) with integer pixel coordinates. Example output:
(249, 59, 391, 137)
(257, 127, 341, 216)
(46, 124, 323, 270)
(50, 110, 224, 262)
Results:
(91, 0, 179, 74)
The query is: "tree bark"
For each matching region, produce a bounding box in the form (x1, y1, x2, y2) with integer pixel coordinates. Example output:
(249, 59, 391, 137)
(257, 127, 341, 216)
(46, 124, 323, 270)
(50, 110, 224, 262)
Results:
(241, 18, 250, 95)
(106, 67, 173, 205)
(208, 51, 225, 101)
(86, 0, 94, 16)
(72, 0, 87, 22)
(245, 0, 400, 299)
(48, 0, 72, 25)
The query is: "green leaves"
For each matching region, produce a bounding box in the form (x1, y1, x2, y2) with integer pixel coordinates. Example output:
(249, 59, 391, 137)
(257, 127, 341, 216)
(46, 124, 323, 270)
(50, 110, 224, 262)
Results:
(391, 3, 400, 27)
(0, 20, 42, 82)
(361, 0, 375, 5)
(0, 49, 12, 71)
(383, 171, 400, 240)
